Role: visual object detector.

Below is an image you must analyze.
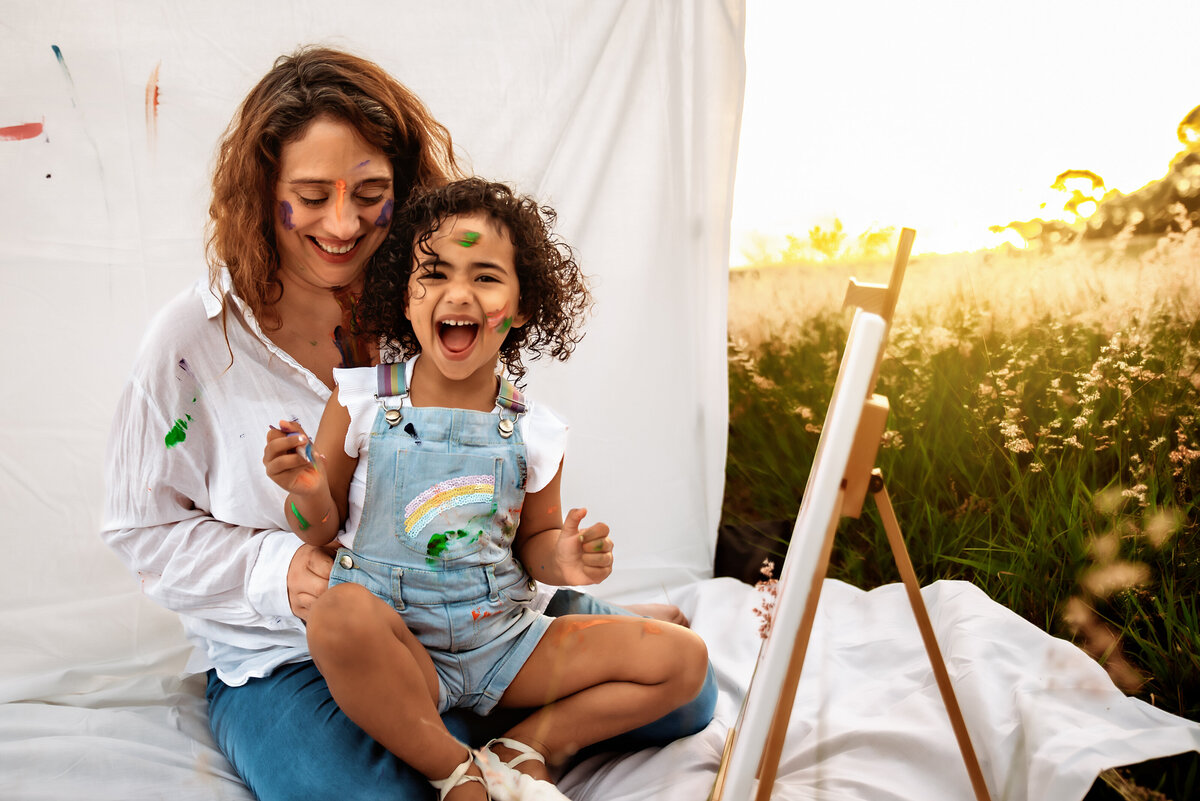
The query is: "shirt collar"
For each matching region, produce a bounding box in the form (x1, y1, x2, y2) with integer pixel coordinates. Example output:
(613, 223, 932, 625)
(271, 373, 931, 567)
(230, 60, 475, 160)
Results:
(201, 268, 235, 320)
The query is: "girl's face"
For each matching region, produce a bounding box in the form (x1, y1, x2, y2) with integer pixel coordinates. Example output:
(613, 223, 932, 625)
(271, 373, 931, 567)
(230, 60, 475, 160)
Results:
(273, 116, 394, 292)
(404, 212, 527, 383)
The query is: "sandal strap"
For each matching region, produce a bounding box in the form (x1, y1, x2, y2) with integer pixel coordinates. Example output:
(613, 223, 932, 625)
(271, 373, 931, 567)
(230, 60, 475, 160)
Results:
(484, 737, 546, 769)
(429, 751, 485, 801)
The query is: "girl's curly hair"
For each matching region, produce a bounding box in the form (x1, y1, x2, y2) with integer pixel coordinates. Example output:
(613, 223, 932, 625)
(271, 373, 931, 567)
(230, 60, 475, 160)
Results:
(356, 178, 592, 384)
(205, 46, 459, 326)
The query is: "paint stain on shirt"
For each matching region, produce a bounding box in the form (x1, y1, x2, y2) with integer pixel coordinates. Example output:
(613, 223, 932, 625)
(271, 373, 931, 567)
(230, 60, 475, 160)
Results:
(165, 414, 192, 448)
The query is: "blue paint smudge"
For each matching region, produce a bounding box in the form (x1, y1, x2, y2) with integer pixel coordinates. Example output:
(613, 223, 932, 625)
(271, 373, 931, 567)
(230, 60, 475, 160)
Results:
(51, 45, 77, 108)
(280, 201, 295, 230)
(374, 198, 393, 228)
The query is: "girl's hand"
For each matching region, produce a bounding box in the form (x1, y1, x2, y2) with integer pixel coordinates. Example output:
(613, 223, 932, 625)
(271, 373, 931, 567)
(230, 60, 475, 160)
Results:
(287, 541, 337, 621)
(263, 419, 324, 494)
(554, 508, 613, 585)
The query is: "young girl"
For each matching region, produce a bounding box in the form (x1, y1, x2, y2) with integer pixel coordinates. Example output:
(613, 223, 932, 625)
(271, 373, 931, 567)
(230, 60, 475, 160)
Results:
(264, 178, 709, 801)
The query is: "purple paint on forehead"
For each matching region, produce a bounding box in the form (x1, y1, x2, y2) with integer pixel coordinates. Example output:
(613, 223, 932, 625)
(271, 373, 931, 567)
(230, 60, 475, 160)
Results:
(356, 159, 371, 168)
(279, 201, 295, 230)
(375, 198, 394, 228)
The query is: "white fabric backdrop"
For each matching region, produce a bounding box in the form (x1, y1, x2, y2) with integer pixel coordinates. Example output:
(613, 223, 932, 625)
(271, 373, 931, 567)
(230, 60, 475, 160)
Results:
(0, 0, 742, 658)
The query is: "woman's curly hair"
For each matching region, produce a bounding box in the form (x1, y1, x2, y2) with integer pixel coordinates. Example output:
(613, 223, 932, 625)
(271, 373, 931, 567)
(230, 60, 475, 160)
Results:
(356, 178, 592, 384)
(205, 46, 459, 325)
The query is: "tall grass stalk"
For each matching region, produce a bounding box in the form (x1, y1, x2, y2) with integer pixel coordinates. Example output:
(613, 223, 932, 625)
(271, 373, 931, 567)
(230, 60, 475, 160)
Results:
(724, 225, 1200, 728)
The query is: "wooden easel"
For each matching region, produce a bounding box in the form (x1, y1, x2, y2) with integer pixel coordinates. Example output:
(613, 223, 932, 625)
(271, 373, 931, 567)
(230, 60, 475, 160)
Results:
(711, 229, 993, 801)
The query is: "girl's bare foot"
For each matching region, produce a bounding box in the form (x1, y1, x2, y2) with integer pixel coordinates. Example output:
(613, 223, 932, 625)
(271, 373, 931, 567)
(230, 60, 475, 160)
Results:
(624, 602, 690, 627)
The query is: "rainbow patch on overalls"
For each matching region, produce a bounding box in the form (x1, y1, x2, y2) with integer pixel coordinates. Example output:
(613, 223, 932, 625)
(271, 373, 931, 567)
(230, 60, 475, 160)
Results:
(404, 475, 496, 538)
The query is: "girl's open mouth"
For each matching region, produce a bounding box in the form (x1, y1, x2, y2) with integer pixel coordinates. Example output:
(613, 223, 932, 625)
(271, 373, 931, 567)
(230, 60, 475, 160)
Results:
(438, 320, 479, 355)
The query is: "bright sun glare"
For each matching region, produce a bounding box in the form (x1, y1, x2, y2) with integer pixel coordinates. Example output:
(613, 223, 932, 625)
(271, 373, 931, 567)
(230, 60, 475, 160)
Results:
(730, 0, 1200, 264)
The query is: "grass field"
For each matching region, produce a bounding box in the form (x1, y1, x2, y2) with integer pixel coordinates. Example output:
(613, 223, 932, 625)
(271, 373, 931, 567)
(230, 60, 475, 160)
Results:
(722, 224, 1200, 797)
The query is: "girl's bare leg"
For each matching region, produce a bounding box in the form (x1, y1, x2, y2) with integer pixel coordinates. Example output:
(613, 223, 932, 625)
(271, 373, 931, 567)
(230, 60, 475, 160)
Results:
(492, 614, 709, 780)
(307, 583, 485, 800)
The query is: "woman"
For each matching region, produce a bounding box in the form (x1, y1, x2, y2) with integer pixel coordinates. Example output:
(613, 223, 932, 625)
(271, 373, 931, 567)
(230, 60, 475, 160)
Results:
(101, 47, 715, 800)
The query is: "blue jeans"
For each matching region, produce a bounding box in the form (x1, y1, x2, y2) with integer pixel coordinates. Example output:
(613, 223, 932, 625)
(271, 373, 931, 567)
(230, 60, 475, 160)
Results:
(206, 589, 717, 801)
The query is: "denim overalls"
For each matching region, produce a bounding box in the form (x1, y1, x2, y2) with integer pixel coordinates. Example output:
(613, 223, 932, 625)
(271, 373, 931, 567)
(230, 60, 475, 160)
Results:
(328, 362, 552, 715)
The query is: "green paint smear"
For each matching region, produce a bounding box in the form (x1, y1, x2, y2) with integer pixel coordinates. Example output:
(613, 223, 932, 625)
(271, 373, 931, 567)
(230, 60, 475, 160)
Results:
(497, 316, 514, 335)
(164, 414, 192, 448)
(426, 529, 482, 562)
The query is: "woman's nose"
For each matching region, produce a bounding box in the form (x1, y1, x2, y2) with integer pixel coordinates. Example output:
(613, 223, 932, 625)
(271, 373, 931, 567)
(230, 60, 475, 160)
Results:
(323, 184, 359, 239)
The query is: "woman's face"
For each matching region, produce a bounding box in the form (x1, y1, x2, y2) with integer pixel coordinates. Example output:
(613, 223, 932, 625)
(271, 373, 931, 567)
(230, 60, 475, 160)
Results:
(273, 116, 395, 291)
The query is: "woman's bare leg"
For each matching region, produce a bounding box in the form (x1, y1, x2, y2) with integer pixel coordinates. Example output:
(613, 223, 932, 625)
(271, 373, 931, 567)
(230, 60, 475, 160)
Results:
(492, 614, 709, 780)
(307, 583, 485, 800)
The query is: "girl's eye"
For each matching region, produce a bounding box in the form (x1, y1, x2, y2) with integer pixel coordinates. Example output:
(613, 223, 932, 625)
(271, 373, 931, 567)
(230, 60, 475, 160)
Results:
(298, 196, 327, 207)
(476, 275, 500, 283)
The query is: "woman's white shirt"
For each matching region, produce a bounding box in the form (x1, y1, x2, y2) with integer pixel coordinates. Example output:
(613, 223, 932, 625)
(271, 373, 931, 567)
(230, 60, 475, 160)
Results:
(101, 273, 564, 686)
(102, 273, 325, 685)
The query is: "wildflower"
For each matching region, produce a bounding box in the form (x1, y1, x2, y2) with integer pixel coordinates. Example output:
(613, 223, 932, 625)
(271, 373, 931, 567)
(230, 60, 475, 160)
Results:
(1143, 509, 1182, 549)
(1090, 532, 1120, 563)
(1062, 596, 1146, 694)
(1081, 561, 1151, 598)
(751, 374, 778, 391)
(1120, 484, 1149, 505)
(1005, 438, 1033, 454)
(752, 559, 779, 641)
(1092, 487, 1125, 516)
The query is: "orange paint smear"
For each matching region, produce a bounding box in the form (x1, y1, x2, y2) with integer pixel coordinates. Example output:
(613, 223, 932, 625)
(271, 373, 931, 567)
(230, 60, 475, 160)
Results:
(472, 609, 496, 621)
(335, 179, 347, 222)
(145, 62, 160, 149)
(561, 618, 618, 635)
(0, 119, 44, 142)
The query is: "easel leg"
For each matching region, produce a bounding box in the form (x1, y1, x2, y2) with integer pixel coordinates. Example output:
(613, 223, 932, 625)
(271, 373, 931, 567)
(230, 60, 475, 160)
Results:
(753, 489, 844, 801)
(871, 470, 993, 801)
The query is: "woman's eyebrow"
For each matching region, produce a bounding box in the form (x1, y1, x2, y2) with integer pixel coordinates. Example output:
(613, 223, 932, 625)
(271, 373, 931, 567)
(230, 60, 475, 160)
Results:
(286, 176, 393, 187)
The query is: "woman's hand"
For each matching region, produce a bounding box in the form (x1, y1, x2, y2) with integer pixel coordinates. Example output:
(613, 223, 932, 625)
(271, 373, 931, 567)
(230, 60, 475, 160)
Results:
(553, 507, 613, 586)
(264, 420, 323, 494)
(287, 542, 336, 621)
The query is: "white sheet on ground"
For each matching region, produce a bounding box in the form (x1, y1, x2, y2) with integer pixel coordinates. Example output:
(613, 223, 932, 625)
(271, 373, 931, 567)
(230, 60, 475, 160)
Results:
(5, 578, 1198, 800)
(557, 578, 1200, 801)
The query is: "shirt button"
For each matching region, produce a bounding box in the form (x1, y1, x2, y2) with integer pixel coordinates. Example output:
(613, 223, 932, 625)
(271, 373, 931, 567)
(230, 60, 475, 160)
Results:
(527, 579, 537, 591)
(339, 554, 354, 570)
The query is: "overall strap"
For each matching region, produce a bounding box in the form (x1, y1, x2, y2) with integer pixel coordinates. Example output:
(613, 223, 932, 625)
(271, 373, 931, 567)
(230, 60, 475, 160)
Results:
(376, 362, 407, 399)
(495, 377, 526, 414)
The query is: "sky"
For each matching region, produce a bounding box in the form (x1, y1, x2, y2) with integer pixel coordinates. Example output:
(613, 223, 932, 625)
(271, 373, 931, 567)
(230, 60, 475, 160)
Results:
(730, 0, 1200, 262)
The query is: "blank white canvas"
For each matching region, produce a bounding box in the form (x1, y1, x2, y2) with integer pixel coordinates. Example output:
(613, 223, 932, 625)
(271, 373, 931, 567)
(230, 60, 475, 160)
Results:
(717, 310, 887, 800)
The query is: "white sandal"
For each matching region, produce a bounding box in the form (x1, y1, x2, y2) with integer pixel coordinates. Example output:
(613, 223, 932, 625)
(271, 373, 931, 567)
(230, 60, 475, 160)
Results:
(428, 750, 486, 801)
(477, 739, 572, 801)
(483, 737, 547, 771)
